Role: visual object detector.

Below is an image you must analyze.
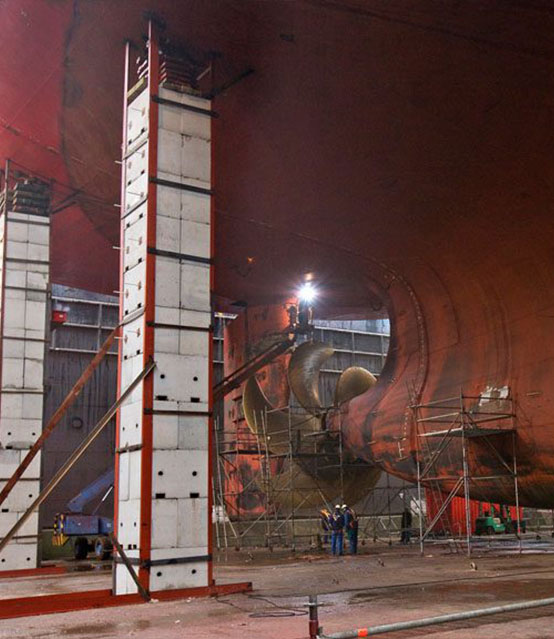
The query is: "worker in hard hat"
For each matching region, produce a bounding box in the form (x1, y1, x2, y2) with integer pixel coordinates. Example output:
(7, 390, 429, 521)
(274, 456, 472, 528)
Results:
(330, 504, 345, 556)
(343, 505, 359, 555)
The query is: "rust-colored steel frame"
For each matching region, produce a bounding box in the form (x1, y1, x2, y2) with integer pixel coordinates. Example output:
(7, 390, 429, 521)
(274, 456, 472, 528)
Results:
(136, 16, 159, 594)
(0, 565, 67, 580)
(0, 581, 253, 620)
(0, 19, 252, 619)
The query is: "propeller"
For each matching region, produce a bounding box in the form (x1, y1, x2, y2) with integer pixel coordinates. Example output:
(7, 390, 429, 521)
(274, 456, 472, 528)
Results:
(288, 341, 334, 415)
(242, 340, 381, 508)
(335, 366, 377, 405)
(243, 375, 319, 455)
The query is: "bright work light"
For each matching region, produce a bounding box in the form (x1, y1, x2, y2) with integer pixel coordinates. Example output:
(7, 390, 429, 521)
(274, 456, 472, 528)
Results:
(298, 282, 316, 304)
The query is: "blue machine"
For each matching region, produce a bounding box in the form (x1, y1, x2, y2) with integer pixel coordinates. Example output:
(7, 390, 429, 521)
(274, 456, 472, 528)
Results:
(53, 468, 114, 560)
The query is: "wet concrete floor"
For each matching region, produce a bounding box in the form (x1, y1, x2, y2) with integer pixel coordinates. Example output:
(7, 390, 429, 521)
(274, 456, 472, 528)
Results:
(2, 545, 554, 638)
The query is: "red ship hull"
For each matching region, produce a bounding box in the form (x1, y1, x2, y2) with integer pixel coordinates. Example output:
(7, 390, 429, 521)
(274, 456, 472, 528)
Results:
(3, 1, 554, 506)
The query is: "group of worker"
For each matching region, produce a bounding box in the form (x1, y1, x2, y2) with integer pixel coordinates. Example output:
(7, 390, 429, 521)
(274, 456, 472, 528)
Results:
(320, 504, 359, 556)
(320, 505, 414, 554)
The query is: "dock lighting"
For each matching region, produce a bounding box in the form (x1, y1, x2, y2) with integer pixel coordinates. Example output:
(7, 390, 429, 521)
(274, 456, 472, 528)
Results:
(298, 282, 316, 304)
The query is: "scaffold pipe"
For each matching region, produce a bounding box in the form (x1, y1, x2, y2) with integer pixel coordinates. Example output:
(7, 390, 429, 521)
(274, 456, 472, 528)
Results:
(316, 594, 554, 638)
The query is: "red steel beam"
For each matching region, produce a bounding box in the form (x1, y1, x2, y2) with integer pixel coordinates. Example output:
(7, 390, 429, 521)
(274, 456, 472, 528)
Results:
(138, 18, 160, 594)
(0, 582, 252, 620)
(0, 565, 67, 580)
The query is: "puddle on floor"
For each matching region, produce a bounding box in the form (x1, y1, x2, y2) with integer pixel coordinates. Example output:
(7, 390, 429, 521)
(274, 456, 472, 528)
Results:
(350, 577, 554, 609)
(60, 619, 151, 637)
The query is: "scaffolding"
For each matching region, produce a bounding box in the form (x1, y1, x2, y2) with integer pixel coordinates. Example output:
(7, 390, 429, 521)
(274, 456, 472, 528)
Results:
(357, 474, 419, 546)
(212, 409, 419, 550)
(212, 407, 345, 550)
(413, 391, 521, 557)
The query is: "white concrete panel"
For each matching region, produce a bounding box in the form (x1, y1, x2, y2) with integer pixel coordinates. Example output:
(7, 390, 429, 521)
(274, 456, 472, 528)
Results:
(3, 298, 25, 331)
(0, 450, 40, 479)
(152, 353, 209, 405)
(23, 357, 44, 389)
(159, 89, 211, 140)
(158, 129, 211, 179)
(154, 328, 209, 357)
(122, 261, 146, 316)
(122, 316, 144, 360)
(155, 260, 210, 314)
(117, 450, 130, 502)
(180, 134, 211, 183)
(149, 546, 208, 561)
(156, 185, 210, 225)
(0, 393, 23, 418)
(149, 559, 208, 591)
(0, 542, 37, 571)
(25, 270, 49, 290)
(123, 200, 147, 231)
(7, 261, 48, 276)
(2, 339, 24, 359)
(127, 90, 149, 148)
(175, 309, 211, 329)
(178, 262, 211, 312)
(0, 511, 38, 537)
(152, 450, 207, 499)
(118, 399, 143, 449)
(120, 355, 144, 405)
(152, 414, 179, 450)
(125, 172, 148, 213)
(2, 358, 24, 388)
(0, 418, 42, 447)
(157, 129, 182, 178)
(7, 220, 29, 242)
(24, 340, 46, 360)
(128, 449, 142, 501)
(117, 498, 141, 548)
(156, 170, 209, 194)
(177, 498, 209, 548)
(24, 300, 47, 332)
(114, 554, 140, 594)
(27, 241, 49, 262)
(0, 480, 39, 512)
(123, 213, 147, 272)
(4, 269, 26, 289)
(156, 214, 210, 259)
(177, 416, 208, 451)
(150, 499, 178, 549)
(20, 393, 43, 419)
(126, 142, 148, 185)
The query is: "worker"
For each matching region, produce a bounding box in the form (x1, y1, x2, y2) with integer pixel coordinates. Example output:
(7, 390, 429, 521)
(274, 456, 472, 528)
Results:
(319, 508, 331, 545)
(343, 505, 359, 555)
(330, 504, 345, 556)
(400, 507, 413, 544)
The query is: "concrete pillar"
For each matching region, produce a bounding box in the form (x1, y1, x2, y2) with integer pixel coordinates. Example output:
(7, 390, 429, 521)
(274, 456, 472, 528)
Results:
(115, 38, 213, 594)
(0, 190, 50, 570)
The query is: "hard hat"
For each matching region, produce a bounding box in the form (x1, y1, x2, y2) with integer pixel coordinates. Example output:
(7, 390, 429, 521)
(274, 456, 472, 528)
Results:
(342, 504, 347, 509)
(335, 504, 340, 509)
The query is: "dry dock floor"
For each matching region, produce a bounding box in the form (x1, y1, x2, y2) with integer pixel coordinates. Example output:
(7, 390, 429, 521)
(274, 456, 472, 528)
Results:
(3, 544, 554, 638)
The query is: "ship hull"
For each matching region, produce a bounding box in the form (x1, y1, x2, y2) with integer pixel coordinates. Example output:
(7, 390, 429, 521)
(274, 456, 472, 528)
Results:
(3, 1, 554, 506)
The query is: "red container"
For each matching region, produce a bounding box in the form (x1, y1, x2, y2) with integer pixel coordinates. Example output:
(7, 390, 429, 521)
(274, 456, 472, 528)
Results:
(51, 310, 67, 325)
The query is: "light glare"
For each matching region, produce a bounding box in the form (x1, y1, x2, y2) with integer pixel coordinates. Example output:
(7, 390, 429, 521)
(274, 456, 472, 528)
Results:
(298, 282, 316, 303)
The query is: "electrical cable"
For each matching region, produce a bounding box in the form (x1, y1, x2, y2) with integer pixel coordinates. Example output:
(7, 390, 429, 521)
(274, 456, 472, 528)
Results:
(214, 593, 308, 618)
